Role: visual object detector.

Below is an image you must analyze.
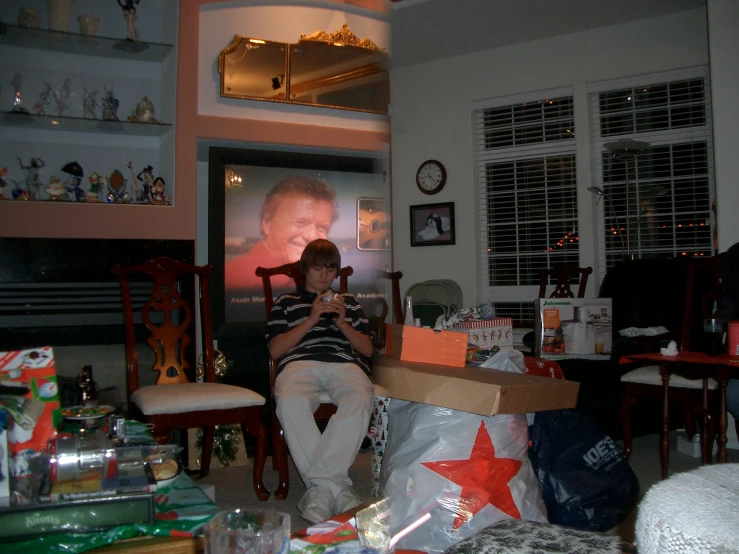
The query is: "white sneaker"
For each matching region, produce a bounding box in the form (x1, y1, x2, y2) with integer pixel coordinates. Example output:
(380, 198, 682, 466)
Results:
(333, 484, 362, 515)
(297, 486, 334, 524)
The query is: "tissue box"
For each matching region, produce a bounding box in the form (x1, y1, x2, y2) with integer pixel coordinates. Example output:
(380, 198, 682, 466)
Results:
(0, 347, 61, 477)
(452, 318, 513, 349)
(385, 324, 468, 368)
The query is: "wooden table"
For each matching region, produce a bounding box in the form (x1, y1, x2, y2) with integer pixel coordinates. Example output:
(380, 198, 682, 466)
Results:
(625, 351, 739, 478)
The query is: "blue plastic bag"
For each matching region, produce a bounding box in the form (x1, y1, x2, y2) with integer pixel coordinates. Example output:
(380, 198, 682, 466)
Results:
(528, 409, 639, 532)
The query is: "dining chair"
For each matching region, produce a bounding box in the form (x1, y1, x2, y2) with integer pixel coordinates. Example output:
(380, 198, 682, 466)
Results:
(538, 264, 593, 299)
(364, 269, 404, 349)
(255, 262, 390, 499)
(619, 254, 725, 462)
(113, 256, 269, 500)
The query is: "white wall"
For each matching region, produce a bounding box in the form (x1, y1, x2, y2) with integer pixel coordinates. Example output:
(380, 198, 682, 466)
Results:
(390, 9, 712, 306)
(707, 0, 739, 251)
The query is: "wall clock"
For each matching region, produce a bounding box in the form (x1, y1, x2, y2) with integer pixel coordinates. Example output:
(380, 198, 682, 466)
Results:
(416, 160, 447, 195)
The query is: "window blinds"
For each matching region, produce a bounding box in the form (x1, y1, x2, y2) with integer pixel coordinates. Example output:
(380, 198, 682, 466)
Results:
(588, 68, 715, 276)
(473, 91, 577, 320)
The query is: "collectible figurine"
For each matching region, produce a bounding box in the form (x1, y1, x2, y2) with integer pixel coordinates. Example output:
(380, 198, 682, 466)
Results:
(82, 86, 101, 119)
(11, 181, 33, 200)
(106, 169, 130, 203)
(17, 157, 44, 199)
(62, 161, 85, 202)
(49, 79, 73, 117)
(101, 83, 120, 121)
(88, 172, 107, 202)
(127, 96, 159, 123)
(45, 176, 68, 201)
(117, 0, 141, 42)
(150, 176, 169, 205)
(127, 162, 153, 203)
(10, 73, 29, 114)
(33, 83, 54, 115)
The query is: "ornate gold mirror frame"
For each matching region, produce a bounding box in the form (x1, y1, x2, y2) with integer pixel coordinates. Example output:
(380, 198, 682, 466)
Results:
(217, 24, 389, 115)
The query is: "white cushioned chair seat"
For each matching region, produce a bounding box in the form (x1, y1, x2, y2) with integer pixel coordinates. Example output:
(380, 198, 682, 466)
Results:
(132, 382, 266, 415)
(621, 365, 717, 390)
(316, 383, 391, 404)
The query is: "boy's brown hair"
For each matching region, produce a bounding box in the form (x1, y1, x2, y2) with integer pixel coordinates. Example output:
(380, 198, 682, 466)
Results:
(298, 239, 341, 275)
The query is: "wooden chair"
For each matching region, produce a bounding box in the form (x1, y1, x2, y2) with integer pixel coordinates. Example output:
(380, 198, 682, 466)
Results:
(538, 264, 593, 299)
(113, 256, 269, 500)
(255, 262, 390, 499)
(364, 270, 404, 349)
(619, 254, 725, 463)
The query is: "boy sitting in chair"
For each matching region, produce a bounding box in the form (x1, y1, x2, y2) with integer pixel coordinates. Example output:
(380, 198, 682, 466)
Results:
(267, 239, 374, 523)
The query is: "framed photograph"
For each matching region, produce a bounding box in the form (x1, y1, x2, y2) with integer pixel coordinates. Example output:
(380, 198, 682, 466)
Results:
(410, 202, 456, 247)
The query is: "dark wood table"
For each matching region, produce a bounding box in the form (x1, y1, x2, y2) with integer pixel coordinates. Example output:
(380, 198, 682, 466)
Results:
(625, 350, 739, 478)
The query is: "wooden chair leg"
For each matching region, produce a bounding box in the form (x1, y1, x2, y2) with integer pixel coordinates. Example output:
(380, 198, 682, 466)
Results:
(271, 415, 290, 500)
(200, 426, 214, 478)
(242, 420, 269, 501)
(620, 394, 637, 461)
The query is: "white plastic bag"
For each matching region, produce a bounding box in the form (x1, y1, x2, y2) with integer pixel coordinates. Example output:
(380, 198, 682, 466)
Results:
(479, 349, 527, 373)
(380, 400, 547, 554)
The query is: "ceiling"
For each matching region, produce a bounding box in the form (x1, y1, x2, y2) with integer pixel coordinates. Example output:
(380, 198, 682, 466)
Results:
(390, 0, 706, 69)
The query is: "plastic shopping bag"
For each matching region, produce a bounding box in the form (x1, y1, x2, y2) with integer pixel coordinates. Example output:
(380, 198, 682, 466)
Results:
(380, 401, 547, 554)
(528, 409, 640, 532)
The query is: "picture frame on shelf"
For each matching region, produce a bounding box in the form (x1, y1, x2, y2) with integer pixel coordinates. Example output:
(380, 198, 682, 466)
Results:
(410, 202, 455, 247)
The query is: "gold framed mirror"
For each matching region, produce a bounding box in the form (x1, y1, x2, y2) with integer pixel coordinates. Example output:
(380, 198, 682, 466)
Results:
(217, 25, 389, 115)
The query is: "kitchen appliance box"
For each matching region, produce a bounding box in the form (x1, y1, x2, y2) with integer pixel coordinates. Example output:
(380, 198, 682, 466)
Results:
(534, 298, 613, 361)
(371, 354, 579, 416)
(384, 324, 468, 368)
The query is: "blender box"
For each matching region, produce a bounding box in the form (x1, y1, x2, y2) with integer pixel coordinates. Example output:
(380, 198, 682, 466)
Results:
(534, 298, 613, 360)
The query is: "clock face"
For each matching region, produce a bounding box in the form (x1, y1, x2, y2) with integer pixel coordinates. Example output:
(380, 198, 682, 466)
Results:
(416, 160, 447, 195)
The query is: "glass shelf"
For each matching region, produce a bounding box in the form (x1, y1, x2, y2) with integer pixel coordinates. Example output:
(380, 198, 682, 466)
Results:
(0, 23, 174, 62)
(1, 111, 172, 136)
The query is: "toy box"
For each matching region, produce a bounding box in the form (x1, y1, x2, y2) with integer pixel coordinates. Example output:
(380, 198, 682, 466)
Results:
(0, 347, 61, 477)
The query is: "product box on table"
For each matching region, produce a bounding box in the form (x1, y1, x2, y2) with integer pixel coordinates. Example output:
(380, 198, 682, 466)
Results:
(371, 354, 580, 416)
(452, 317, 513, 349)
(534, 298, 613, 360)
(0, 347, 61, 477)
(385, 324, 467, 368)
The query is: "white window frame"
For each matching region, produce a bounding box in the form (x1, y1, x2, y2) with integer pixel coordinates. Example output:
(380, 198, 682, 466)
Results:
(472, 87, 578, 318)
(588, 67, 715, 280)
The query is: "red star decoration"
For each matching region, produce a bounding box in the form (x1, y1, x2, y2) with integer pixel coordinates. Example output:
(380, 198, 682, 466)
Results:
(421, 421, 522, 530)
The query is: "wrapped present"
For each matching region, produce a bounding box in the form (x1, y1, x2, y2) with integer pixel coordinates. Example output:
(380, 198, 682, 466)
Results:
(452, 318, 513, 349)
(385, 324, 467, 368)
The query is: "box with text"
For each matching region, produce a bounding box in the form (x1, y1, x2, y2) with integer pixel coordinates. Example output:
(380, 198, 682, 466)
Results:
(534, 298, 613, 360)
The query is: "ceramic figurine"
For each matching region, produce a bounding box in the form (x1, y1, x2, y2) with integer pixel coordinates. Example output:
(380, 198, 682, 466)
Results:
(127, 161, 153, 203)
(101, 84, 120, 121)
(106, 169, 130, 203)
(50, 79, 73, 117)
(87, 172, 106, 202)
(127, 96, 159, 124)
(82, 86, 101, 119)
(11, 180, 34, 200)
(10, 74, 29, 114)
(117, 0, 141, 42)
(45, 176, 68, 201)
(17, 157, 44, 199)
(33, 83, 54, 115)
(62, 161, 85, 202)
(150, 176, 169, 205)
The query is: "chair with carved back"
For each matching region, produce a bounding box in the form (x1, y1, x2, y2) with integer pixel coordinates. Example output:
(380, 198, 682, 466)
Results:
(619, 254, 725, 464)
(538, 264, 593, 299)
(113, 256, 269, 500)
(364, 270, 404, 349)
(255, 262, 390, 500)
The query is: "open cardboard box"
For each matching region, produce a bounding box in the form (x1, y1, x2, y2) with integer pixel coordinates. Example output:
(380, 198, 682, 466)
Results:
(371, 354, 579, 416)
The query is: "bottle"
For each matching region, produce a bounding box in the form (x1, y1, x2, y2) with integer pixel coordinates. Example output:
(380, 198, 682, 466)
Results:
(404, 296, 415, 326)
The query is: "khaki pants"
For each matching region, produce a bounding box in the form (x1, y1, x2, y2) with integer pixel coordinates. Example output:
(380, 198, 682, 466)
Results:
(275, 360, 373, 496)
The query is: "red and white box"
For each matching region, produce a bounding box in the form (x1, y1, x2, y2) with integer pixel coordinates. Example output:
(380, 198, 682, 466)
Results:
(452, 318, 513, 349)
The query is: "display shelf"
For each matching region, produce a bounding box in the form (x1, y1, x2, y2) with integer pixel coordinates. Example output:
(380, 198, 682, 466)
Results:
(0, 23, 174, 62)
(1, 111, 172, 136)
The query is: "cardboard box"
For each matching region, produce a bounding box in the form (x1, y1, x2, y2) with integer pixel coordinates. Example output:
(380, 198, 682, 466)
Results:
(534, 298, 613, 360)
(385, 324, 467, 368)
(371, 354, 579, 416)
(452, 317, 513, 349)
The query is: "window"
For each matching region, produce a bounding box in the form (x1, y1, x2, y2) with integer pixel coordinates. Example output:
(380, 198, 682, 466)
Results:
(589, 69, 715, 275)
(473, 90, 577, 321)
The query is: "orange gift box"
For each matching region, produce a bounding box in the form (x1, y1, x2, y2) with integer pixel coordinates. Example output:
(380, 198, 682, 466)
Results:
(384, 324, 468, 368)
